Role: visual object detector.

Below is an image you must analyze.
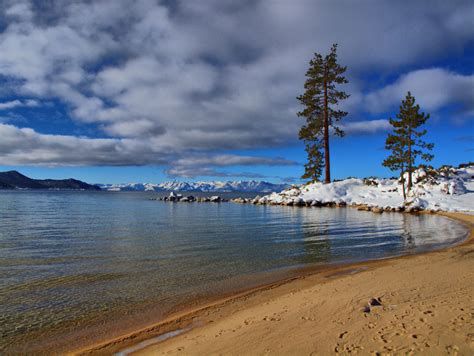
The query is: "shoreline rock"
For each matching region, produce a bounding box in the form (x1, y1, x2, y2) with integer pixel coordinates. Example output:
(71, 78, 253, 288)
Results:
(158, 193, 228, 203)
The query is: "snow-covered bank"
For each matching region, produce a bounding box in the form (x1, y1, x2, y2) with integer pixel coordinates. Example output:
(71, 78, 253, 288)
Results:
(236, 165, 474, 213)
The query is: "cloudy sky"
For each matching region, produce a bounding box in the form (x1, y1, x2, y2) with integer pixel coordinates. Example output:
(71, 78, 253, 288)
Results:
(0, 0, 472, 183)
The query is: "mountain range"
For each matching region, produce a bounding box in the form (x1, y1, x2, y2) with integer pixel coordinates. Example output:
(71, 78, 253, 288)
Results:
(0, 171, 100, 190)
(0, 171, 289, 193)
(98, 180, 289, 193)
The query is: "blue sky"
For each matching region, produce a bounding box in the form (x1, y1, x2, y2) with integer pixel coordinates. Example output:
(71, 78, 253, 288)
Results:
(0, 0, 473, 184)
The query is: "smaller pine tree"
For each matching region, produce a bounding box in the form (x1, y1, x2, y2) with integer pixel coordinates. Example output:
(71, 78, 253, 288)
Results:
(301, 141, 324, 181)
(383, 92, 434, 199)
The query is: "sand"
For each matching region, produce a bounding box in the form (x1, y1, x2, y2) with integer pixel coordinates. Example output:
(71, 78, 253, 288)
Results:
(78, 212, 474, 355)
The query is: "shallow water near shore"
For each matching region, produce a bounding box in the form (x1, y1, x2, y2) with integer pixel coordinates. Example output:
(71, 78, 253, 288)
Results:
(0, 190, 469, 353)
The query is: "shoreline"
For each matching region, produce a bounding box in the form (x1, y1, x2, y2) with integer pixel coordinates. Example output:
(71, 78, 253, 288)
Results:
(72, 211, 474, 355)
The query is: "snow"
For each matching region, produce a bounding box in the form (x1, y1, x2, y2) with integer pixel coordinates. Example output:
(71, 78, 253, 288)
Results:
(258, 166, 474, 213)
(98, 180, 288, 193)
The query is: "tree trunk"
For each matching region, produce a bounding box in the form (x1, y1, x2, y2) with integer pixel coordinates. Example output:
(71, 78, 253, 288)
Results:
(401, 164, 406, 201)
(323, 70, 330, 184)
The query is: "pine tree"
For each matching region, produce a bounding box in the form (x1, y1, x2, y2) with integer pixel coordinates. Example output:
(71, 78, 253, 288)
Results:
(383, 92, 434, 199)
(297, 44, 349, 183)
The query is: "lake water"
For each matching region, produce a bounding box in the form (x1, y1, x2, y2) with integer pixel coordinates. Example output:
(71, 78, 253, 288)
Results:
(0, 190, 469, 353)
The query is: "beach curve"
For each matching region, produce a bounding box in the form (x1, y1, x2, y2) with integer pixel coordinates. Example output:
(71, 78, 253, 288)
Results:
(72, 212, 474, 355)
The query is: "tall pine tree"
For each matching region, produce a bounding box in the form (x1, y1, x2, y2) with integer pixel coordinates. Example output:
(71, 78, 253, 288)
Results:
(297, 44, 349, 183)
(383, 92, 434, 199)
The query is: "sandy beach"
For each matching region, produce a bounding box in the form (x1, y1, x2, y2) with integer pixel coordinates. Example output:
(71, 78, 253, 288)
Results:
(75, 212, 473, 355)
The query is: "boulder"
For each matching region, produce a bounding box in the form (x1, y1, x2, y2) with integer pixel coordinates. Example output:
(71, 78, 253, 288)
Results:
(371, 206, 383, 214)
(405, 206, 420, 213)
(293, 198, 305, 206)
(210, 196, 221, 203)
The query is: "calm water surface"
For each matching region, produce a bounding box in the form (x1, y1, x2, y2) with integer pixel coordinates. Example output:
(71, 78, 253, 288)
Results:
(0, 190, 469, 352)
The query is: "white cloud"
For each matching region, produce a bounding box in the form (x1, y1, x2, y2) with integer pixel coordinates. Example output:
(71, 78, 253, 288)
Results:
(340, 120, 391, 135)
(365, 69, 474, 115)
(0, 124, 296, 172)
(0, 99, 39, 110)
(175, 155, 296, 168)
(165, 166, 268, 179)
(0, 123, 158, 166)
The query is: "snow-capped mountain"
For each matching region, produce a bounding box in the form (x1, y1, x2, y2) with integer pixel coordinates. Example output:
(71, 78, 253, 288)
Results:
(98, 180, 289, 193)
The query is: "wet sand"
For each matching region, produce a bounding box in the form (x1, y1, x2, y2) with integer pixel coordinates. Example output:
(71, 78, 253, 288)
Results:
(74, 212, 474, 355)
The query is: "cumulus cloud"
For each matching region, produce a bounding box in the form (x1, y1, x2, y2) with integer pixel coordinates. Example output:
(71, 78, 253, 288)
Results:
(0, 124, 296, 176)
(0, 0, 472, 172)
(174, 155, 297, 168)
(165, 167, 269, 179)
(0, 123, 165, 166)
(165, 154, 297, 178)
(365, 69, 474, 115)
(0, 99, 39, 110)
(340, 120, 392, 135)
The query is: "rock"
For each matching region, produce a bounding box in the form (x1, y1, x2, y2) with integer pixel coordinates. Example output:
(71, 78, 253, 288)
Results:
(336, 201, 347, 207)
(323, 201, 336, 207)
(371, 206, 383, 214)
(210, 196, 221, 203)
(369, 297, 382, 306)
(311, 200, 323, 207)
(305, 199, 313, 207)
(356, 204, 371, 211)
(383, 206, 392, 212)
(293, 198, 305, 206)
(405, 206, 420, 213)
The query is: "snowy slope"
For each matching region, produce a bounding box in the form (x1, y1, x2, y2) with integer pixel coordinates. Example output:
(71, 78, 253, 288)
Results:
(256, 166, 474, 213)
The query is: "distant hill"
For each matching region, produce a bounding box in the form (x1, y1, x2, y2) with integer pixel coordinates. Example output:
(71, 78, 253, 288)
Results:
(0, 171, 101, 190)
(99, 180, 289, 193)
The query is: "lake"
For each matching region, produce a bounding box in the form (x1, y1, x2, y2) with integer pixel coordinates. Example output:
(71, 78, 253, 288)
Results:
(0, 190, 469, 353)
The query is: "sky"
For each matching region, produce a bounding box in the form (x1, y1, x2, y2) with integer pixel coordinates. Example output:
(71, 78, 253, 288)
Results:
(0, 0, 472, 184)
